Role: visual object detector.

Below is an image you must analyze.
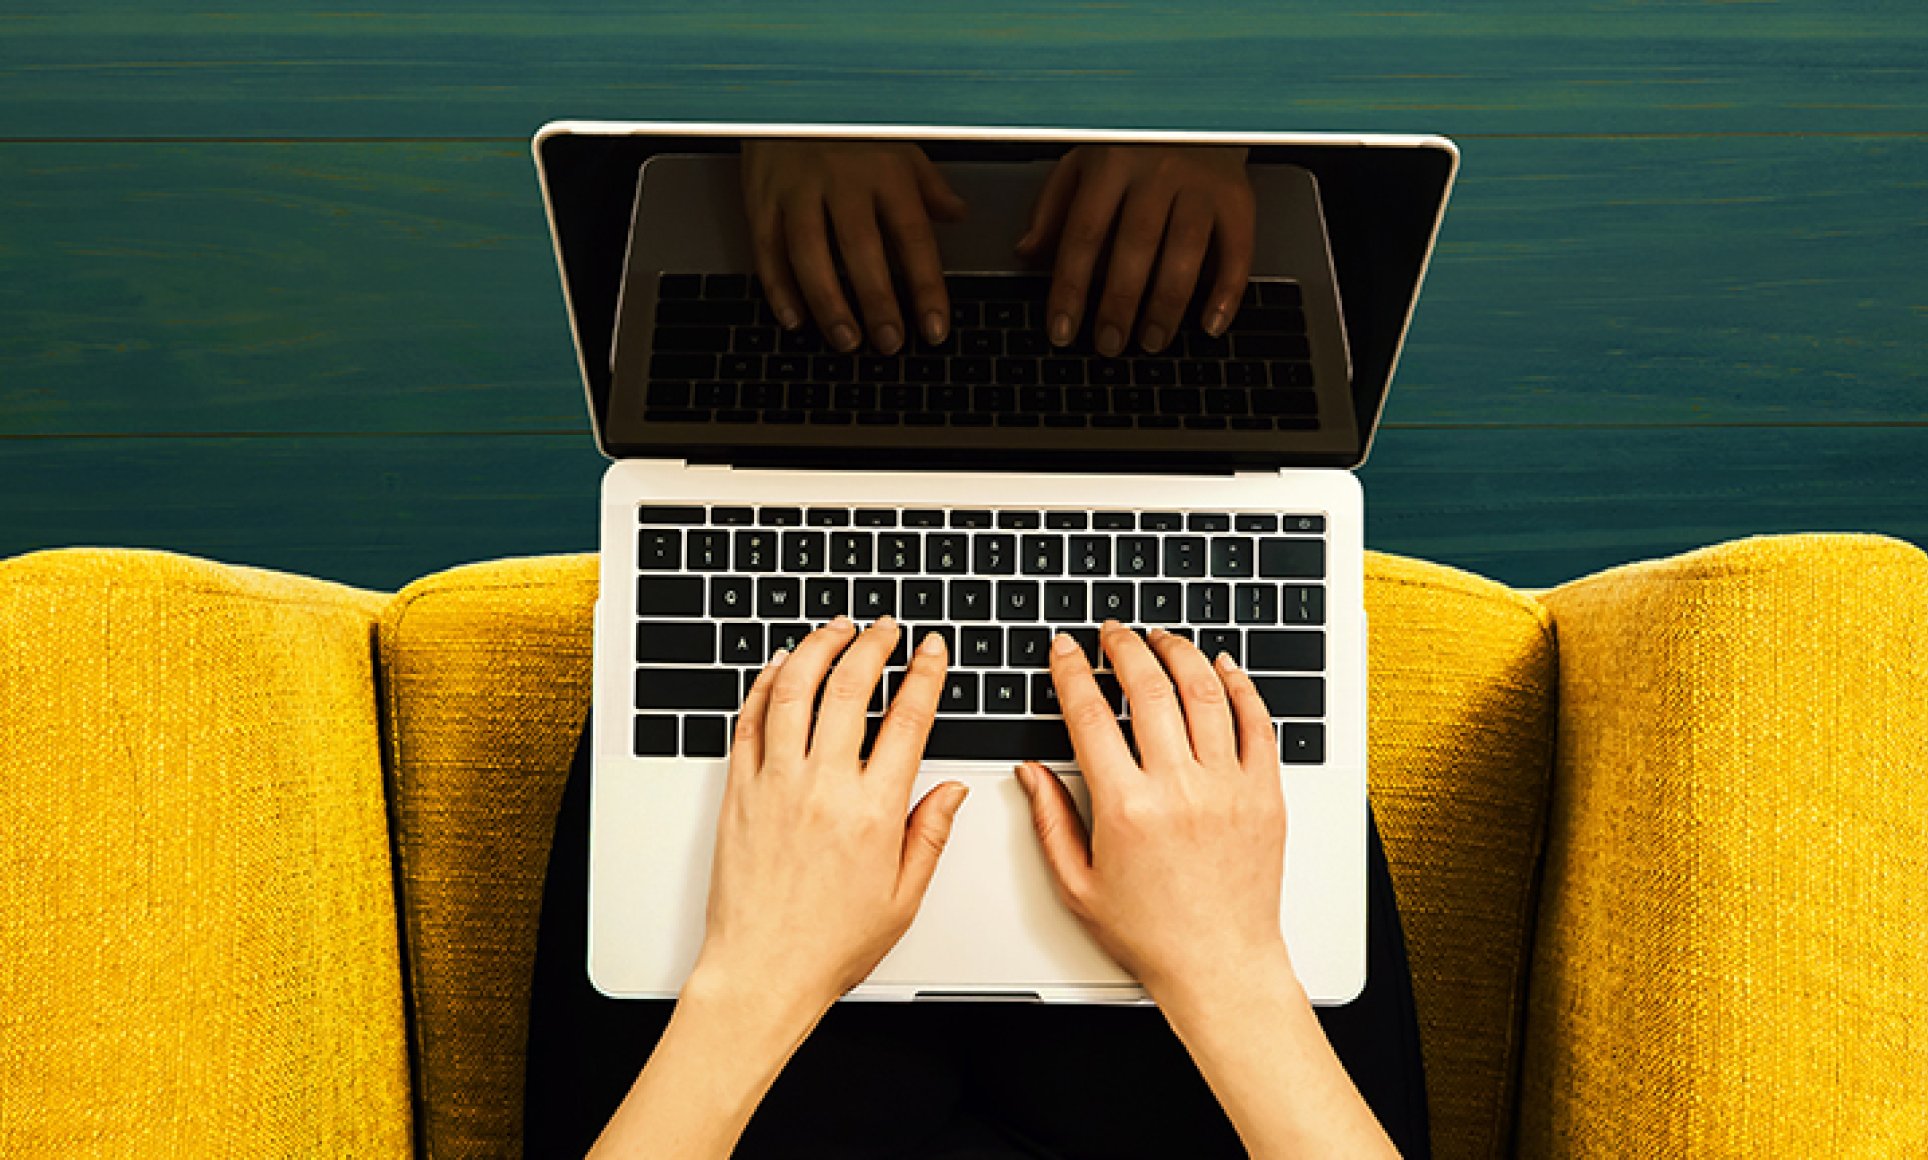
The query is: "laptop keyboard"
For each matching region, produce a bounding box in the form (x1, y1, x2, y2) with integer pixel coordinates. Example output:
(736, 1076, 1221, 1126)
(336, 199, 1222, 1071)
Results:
(632, 504, 1328, 766)
(642, 272, 1321, 431)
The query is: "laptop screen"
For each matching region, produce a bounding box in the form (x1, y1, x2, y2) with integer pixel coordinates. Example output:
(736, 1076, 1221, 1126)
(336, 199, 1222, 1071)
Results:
(536, 125, 1455, 473)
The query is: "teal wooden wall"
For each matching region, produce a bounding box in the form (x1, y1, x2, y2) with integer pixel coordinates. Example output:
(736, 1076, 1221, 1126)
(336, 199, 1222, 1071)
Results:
(3, 3, 1923, 592)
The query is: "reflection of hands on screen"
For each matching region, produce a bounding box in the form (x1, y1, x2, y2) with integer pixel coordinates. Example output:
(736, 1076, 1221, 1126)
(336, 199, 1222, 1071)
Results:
(741, 140, 967, 356)
(1018, 145, 1253, 357)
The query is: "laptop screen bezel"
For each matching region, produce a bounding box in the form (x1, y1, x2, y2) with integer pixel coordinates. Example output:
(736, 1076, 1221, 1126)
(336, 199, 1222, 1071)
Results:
(533, 121, 1458, 473)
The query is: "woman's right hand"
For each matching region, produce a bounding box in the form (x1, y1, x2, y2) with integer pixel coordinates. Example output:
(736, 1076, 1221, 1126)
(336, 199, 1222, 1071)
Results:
(741, 139, 967, 355)
(1015, 621, 1294, 1002)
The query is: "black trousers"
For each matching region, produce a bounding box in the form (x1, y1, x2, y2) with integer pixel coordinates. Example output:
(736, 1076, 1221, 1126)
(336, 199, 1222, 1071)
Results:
(524, 714, 1431, 1159)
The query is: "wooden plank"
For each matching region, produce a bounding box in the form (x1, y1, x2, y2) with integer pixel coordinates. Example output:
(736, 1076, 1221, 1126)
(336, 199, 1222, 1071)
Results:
(2, 428, 1921, 593)
(2, 2, 1923, 137)
(2, 137, 1922, 435)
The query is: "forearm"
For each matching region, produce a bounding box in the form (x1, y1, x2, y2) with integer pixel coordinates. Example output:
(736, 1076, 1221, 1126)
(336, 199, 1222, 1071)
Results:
(1154, 949, 1401, 1160)
(588, 968, 827, 1159)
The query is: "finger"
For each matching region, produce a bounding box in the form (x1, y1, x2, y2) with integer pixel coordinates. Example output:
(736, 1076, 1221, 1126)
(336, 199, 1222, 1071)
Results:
(1137, 189, 1216, 355)
(1015, 147, 1080, 267)
(1215, 651, 1281, 773)
(1014, 762, 1094, 908)
(866, 629, 949, 782)
(810, 615, 901, 767)
(912, 148, 970, 223)
(1045, 162, 1129, 353)
(727, 646, 788, 780)
(782, 194, 863, 353)
(894, 780, 970, 910)
(1201, 183, 1256, 337)
(1147, 627, 1237, 769)
(827, 190, 907, 355)
(1092, 183, 1177, 357)
(1098, 621, 1192, 770)
(877, 177, 952, 349)
(746, 201, 806, 332)
(762, 614, 857, 765)
(1048, 630, 1137, 787)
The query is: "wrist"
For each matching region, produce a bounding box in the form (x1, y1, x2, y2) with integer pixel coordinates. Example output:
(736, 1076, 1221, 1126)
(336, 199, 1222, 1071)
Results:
(1146, 940, 1308, 1031)
(680, 958, 834, 1045)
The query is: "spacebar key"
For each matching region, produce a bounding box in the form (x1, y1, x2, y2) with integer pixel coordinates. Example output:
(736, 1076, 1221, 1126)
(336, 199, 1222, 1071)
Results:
(921, 716, 1075, 762)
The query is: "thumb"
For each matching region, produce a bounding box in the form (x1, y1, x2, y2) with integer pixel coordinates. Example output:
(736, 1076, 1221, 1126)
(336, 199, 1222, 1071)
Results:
(1015, 762, 1093, 903)
(913, 151, 969, 221)
(897, 780, 970, 905)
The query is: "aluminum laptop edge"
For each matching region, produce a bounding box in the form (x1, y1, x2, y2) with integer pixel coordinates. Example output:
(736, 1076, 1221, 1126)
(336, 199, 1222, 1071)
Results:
(532, 120, 1459, 1007)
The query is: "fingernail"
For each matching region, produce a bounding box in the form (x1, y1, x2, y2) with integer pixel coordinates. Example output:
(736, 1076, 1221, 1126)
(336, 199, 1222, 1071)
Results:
(1205, 306, 1227, 336)
(777, 304, 801, 329)
(919, 631, 946, 656)
(1096, 324, 1122, 357)
(1050, 313, 1072, 346)
(1216, 651, 1237, 672)
(1141, 324, 1166, 352)
(1014, 763, 1036, 791)
(831, 322, 859, 351)
(1052, 633, 1078, 656)
(770, 648, 789, 669)
(951, 783, 971, 807)
(1148, 627, 1168, 639)
(924, 311, 946, 344)
(831, 614, 853, 630)
(875, 323, 901, 353)
(876, 613, 896, 629)
(1015, 231, 1034, 251)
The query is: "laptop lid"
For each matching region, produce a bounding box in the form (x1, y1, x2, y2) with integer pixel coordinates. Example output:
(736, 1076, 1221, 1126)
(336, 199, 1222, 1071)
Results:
(534, 121, 1457, 473)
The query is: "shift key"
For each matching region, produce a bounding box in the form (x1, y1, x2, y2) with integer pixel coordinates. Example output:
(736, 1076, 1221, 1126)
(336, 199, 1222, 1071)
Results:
(636, 667, 740, 711)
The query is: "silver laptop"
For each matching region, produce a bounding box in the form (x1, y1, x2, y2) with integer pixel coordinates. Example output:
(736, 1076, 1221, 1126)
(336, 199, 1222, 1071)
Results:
(533, 121, 1457, 1006)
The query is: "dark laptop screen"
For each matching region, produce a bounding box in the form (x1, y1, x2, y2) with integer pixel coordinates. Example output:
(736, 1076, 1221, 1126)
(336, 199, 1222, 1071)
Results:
(537, 127, 1454, 473)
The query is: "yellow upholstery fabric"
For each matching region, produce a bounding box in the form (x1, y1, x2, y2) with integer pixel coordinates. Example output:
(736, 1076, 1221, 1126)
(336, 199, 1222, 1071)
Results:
(0, 549, 412, 1158)
(1521, 534, 1928, 1157)
(378, 554, 599, 1159)
(1364, 551, 1559, 1160)
(380, 550, 1555, 1160)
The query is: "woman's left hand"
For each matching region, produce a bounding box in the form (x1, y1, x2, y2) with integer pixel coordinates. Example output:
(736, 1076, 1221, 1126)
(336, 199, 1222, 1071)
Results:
(690, 615, 966, 1011)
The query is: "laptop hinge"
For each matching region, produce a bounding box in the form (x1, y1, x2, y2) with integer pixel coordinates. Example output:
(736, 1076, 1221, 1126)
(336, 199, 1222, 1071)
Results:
(913, 991, 1043, 1003)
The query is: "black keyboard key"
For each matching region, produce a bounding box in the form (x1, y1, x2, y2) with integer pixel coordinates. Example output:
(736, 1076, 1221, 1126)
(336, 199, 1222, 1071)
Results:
(1044, 582, 1086, 622)
(637, 575, 705, 618)
(1030, 673, 1062, 716)
(1234, 583, 1277, 625)
(997, 580, 1040, 622)
(1186, 582, 1230, 625)
(1209, 537, 1253, 578)
(921, 716, 1074, 761)
(853, 578, 896, 619)
(830, 532, 873, 573)
(997, 510, 1041, 529)
(1258, 281, 1303, 307)
(983, 672, 1027, 714)
(1140, 583, 1183, 624)
(1283, 514, 1327, 534)
(636, 667, 739, 711)
(1282, 584, 1325, 625)
(760, 507, 803, 526)
(805, 578, 849, 619)
(712, 506, 755, 526)
(640, 505, 705, 525)
(1092, 583, 1134, 621)
(650, 353, 716, 380)
(1197, 628, 1239, 665)
(974, 534, 1016, 575)
(1045, 512, 1088, 530)
(1259, 539, 1326, 579)
(659, 273, 703, 299)
(807, 507, 852, 527)
(950, 579, 993, 620)
(1163, 537, 1206, 577)
(855, 508, 897, 527)
(636, 621, 715, 664)
(1093, 512, 1134, 531)
(686, 529, 730, 570)
(1094, 673, 1125, 714)
(962, 628, 1003, 667)
(684, 715, 729, 758)
(634, 714, 679, 756)
(1066, 627, 1102, 668)
(757, 577, 802, 618)
(721, 623, 763, 664)
(711, 576, 754, 618)
(1021, 534, 1064, 575)
(653, 327, 732, 354)
(1010, 628, 1051, 667)
(902, 580, 944, 620)
(942, 672, 980, 714)
(1235, 333, 1311, 359)
(1117, 536, 1158, 577)
(928, 534, 969, 574)
(1246, 630, 1323, 672)
(903, 509, 945, 529)
(781, 530, 825, 572)
(638, 529, 681, 571)
(1139, 511, 1183, 532)
(1234, 513, 1277, 533)
(1252, 676, 1324, 718)
(1281, 722, 1324, 764)
(878, 533, 920, 573)
(1068, 536, 1110, 575)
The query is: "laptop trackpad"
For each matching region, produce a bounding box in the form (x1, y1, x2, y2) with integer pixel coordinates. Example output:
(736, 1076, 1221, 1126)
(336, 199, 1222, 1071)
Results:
(865, 767, 1138, 995)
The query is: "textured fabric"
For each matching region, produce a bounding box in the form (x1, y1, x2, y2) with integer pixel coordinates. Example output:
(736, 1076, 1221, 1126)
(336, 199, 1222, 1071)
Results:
(381, 550, 1551, 1159)
(1363, 551, 1559, 1160)
(1521, 534, 1928, 1157)
(0, 548, 411, 1158)
(378, 554, 599, 1159)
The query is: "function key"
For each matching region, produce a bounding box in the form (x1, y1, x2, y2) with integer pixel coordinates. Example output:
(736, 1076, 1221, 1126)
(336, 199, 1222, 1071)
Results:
(712, 506, 755, 526)
(855, 508, 897, 527)
(1093, 512, 1135, 531)
(997, 511, 1042, 529)
(1044, 511, 1088, 530)
(1283, 514, 1326, 534)
(1186, 512, 1231, 532)
(903, 509, 945, 528)
(705, 273, 749, 299)
(639, 505, 705, 525)
(1139, 512, 1184, 531)
(950, 509, 994, 529)
(759, 506, 803, 527)
(806, 507, 851, 527)
(1234, 513, 1278, 533)
(1257, 280, 1303, 307)
(658, 273, 703, 299)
